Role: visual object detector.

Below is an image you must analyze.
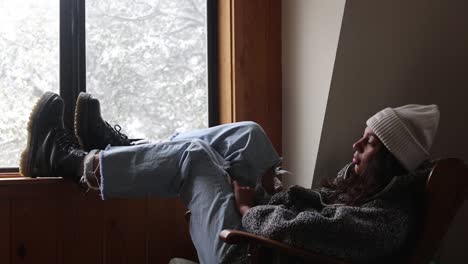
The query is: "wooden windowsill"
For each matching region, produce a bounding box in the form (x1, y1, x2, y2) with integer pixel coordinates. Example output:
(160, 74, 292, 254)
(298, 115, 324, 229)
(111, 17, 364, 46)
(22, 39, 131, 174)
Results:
(0, 174, 65, 185)
(0, 172, 22, 178)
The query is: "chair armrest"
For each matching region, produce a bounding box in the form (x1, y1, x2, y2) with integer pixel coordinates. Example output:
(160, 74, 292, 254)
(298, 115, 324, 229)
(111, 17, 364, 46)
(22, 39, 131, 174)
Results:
(219, 229, 349, 264)
(184, 211, 191, 222)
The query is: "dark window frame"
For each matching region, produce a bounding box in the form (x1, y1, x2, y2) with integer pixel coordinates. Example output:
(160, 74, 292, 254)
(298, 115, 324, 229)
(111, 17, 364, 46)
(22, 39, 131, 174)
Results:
(207, 0, 219, 127)
(60, 0, 86, 132)
(0, 0, 217, 173)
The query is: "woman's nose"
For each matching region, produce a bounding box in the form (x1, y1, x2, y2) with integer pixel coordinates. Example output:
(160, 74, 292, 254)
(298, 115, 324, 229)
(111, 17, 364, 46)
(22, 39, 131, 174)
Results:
(353, 138, 363, 152)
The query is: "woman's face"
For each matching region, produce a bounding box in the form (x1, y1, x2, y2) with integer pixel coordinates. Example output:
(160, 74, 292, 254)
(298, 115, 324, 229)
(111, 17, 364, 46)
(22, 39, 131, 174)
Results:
(352, 127, 383, 175)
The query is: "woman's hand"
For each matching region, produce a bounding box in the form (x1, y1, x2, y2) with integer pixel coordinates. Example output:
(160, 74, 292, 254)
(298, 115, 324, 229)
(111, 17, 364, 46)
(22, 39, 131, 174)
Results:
(233, 181, 256, 216)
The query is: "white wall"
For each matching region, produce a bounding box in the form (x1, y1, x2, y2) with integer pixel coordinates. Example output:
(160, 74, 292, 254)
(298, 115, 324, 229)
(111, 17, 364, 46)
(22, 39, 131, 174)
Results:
(282, 0, 468, 262)
(282, 0, 346, 187)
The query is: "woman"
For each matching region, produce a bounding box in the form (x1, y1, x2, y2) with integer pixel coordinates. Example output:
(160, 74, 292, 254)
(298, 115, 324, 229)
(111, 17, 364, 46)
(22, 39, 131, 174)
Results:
(226, 104, 440, 263)
(20, 92, 439, 263)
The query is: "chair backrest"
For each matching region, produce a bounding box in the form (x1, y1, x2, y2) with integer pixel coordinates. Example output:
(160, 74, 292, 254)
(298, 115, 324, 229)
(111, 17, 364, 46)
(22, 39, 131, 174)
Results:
(408, 158, 468, 264)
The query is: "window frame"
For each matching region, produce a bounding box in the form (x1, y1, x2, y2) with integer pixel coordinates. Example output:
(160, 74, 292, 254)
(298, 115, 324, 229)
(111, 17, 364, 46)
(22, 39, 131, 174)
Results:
(60, 0, 86, 132)
(1, 0, 218, 173)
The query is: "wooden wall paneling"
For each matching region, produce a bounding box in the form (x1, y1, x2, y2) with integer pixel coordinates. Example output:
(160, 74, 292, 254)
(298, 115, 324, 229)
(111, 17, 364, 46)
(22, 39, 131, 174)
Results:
(264, 0, 282, 153)
(0, 178, 70, 199)
(147, 198, 197, 263)
(0, 179, 76, 264)
(66, 192, 105, 264)
(103, 199, 147, 264)
(218, 0, 282, 153)
(168, 199, 197, 262)
(10, 198, 59, 264)
(148, 198, 170, 263)
(0, 199, 10, 264)
(56, 192, 74, 264)
(0, 181, 196, 264)
(232, 0, 282, 154)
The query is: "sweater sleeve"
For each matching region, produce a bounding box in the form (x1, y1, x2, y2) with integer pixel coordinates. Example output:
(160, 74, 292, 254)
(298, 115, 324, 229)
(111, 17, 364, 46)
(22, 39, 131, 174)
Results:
(241, 200, 411, 262)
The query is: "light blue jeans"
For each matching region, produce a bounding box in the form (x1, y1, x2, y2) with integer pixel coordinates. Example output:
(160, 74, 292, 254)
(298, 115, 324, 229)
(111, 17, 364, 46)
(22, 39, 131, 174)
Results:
(99, 121, 281, 263)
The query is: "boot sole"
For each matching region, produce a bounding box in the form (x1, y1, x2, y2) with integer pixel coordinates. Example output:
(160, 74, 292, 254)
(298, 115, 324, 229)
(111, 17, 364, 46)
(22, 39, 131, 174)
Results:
(74, 92, 91, 150)
(19, 92, 60, 177)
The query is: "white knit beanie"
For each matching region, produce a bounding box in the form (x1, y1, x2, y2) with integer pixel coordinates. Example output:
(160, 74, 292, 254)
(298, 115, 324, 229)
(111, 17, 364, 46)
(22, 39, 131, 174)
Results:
(366, 104, 440, 172)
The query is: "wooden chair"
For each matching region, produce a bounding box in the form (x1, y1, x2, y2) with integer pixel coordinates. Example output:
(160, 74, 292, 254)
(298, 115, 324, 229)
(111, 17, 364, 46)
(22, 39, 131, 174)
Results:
(179, 158, 468, 264)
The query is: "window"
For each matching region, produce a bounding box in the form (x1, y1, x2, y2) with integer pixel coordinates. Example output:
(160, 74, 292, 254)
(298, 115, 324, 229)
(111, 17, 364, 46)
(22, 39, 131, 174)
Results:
(86, 0, 209, 140)
(0, 0, 216, 170)
(0, 0, 60, 169)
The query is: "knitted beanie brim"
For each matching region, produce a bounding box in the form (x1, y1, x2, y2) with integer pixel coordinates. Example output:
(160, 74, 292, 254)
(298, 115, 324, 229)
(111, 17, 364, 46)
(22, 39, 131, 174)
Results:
(366, 108, 429, 172)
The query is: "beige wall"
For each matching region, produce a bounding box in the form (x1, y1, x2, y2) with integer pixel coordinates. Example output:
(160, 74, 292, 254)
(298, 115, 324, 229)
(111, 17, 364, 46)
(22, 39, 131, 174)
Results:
(283, 0, 468, 262)
(282, 0, 346, 187)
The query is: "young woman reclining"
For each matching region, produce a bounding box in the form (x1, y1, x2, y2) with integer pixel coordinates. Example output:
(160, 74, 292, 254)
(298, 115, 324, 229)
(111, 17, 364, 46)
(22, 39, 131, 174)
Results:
(20, 92, 439, 263)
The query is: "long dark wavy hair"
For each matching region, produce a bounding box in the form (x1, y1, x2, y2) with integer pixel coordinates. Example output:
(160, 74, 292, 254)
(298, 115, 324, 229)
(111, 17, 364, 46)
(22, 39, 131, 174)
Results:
(321, 146, 408, 206)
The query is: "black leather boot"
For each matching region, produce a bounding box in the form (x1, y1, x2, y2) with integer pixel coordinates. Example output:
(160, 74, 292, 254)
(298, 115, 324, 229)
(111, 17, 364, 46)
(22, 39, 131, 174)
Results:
(74, 92, 132, 151)
(20, 92, 86, 182)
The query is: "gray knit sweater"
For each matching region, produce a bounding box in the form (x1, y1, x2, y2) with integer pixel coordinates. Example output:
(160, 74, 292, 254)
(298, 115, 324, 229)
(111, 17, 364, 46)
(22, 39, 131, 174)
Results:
(220, 162, 430, 264)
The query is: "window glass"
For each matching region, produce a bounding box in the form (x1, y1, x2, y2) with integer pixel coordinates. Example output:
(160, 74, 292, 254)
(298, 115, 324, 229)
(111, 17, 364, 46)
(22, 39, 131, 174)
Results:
(0, 0, 59, 167)
(86, 0, 208, 141)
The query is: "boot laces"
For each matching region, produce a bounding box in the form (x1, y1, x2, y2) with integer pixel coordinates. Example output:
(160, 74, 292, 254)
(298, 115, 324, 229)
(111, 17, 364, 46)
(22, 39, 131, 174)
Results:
(56, 129, 80, 151)
(104, 121, 130, 145)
